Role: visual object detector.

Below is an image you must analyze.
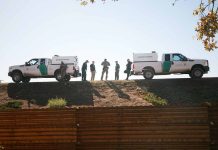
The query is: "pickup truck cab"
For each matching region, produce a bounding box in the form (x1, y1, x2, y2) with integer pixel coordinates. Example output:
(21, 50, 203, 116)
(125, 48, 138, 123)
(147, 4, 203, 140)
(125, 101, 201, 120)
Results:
(8, 56, 80, 83)
(132, 52, 209, 79)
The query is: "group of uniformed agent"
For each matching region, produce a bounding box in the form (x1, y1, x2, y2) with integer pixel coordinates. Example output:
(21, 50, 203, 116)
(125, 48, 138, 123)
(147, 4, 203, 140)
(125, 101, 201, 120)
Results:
(81, 59, 132, 81)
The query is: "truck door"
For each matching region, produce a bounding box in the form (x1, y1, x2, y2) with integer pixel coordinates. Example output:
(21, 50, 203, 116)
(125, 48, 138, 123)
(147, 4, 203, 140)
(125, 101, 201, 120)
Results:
(162, 54, 171, 73)
(38, 59, 48, 76)
(24, 59, 41, 76)
(170, 54, 188, 73)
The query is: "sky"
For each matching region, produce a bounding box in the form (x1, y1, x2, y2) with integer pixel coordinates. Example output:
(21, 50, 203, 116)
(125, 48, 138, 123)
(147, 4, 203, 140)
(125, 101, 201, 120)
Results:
(0, 0, 217, 83)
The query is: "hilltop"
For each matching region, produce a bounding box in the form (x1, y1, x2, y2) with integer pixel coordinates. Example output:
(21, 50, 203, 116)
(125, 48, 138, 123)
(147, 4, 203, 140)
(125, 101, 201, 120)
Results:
(0, 78, 218, 109)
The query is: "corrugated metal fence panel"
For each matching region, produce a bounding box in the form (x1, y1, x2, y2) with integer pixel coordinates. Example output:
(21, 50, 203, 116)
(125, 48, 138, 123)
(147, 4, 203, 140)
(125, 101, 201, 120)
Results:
(209, 105, 218, 150)
(0, 109, 77, 150)
(0, 106, 216, 150)
(76, 107, 210, 150)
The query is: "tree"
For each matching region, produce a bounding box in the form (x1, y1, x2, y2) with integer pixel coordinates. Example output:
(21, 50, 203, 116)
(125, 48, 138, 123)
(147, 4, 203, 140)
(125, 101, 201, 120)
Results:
(80, 0, 218, 51)
(193, 0, 218, 51)
(174, 0, 218, 51)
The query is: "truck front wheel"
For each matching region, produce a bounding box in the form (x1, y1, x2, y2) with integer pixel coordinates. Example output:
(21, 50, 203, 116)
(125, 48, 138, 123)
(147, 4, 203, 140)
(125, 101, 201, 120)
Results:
(190, 68, 204, 79)
(143, 69, 154, 79)
(12, 72, 23, 83)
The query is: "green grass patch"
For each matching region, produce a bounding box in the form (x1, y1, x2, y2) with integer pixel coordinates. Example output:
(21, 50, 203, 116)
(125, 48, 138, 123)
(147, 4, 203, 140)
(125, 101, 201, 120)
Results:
(48, 98, 67, 109)
(0, 100, 23, 110)
(0, 104, 8, 110)
(6, 101, 23, 108)
(144, 92, 168, 106)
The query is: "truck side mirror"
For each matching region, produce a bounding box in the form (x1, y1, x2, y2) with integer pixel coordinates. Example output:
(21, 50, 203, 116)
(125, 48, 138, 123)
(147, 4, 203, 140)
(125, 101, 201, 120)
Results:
(25, 62, 30, 66)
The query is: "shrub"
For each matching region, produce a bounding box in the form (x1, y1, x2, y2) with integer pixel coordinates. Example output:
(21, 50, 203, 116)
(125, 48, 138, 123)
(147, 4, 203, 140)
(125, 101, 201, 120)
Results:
(48, 98, 67, 109)
(0, 104, 7, 110)
(0, 101, 23, 110)
(144, 92, 168, 106)
(6, 101, 23, 109)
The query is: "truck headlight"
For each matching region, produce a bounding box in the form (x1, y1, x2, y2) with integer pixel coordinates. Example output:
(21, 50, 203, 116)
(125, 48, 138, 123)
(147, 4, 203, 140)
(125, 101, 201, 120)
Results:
(204, 61, 208, 66)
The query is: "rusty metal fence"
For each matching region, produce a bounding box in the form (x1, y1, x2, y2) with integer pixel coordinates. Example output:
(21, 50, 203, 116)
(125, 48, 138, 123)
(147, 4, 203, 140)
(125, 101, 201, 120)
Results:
(0, 106, 217, 150)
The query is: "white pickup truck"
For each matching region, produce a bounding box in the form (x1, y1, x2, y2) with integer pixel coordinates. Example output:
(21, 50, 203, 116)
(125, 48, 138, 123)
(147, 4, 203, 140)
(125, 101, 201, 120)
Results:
(132, 52, 209, 79)
(8, 56, 80, 83)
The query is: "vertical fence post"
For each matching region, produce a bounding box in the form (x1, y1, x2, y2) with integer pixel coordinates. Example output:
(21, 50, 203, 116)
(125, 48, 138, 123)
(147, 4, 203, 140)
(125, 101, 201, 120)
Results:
(208, 104, 218, 150)
(75, 107, 80, 149)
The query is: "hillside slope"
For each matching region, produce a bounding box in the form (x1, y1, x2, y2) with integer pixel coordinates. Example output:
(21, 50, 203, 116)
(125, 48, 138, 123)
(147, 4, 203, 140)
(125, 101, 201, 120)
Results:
(0, 78, 218, 108)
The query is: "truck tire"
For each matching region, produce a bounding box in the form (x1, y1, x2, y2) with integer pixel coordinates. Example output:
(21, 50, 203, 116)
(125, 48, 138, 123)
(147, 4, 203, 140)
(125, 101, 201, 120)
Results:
(73, 70, 81, 77)
(22, 77, 31, 83)
(190, 68, 204, 79)
(55, 70, 62, 82)
(64, 74, 71, 82)
(12, 71, 23, 83)
(143, 69, 154, 79)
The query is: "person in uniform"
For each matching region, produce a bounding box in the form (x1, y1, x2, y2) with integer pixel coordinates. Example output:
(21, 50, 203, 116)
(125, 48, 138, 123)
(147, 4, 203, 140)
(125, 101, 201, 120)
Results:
(90, 61, 96, 81)
(126, 59, 132, 80)
(60, 61, 67, 81)
(82, 60, 89, 81)
(115, 61, 120, 80)
(101, 59, 110, 80)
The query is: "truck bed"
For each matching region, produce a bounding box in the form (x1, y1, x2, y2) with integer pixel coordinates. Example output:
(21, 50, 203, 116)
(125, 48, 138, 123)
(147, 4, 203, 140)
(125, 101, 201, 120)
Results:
(47, 64, 75, 76)
(133, 61, 163, 74)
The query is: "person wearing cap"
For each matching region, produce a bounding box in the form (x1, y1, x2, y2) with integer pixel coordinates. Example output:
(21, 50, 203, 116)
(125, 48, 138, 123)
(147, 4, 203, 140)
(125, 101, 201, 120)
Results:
(115, 61, 120, 80)
(90, 61, 96, 81)
(126, 59, 132, 80)
(82, 60, 89, 81)
(101, 59, 110, 80)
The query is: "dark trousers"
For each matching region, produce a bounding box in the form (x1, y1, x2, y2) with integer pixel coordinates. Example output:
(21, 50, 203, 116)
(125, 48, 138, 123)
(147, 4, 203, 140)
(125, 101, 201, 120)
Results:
(61, 68, 66, 80)
(126, 69, 131, 80)
(82, 71, 86, 81)
(115, 70, 119, 80)
(101, 68, 108, 80)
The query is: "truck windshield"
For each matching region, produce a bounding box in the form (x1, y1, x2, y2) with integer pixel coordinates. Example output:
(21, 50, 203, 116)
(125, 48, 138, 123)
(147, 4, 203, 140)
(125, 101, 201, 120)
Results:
(173, 54, 187, 61)
(28, 59, 39, 65)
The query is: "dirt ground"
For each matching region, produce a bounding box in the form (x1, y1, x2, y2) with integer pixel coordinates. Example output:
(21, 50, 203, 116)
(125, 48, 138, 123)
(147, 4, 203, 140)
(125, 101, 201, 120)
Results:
(91, 81, 152, 107)
(0, 84, 40, 109)
(0, 84, 11, 105)
(0, 81, 152, 109)
(1, 78, 218, 109)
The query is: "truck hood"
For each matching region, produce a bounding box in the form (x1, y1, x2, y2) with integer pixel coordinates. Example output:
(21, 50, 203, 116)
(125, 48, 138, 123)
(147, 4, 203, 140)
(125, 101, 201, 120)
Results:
(9, 65, 24, 71)
(188, 58, 207, 61)
(188, 59, 208, 66)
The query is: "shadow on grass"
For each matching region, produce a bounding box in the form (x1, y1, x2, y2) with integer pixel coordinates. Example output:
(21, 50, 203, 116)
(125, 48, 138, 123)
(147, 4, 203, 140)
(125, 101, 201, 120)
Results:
(135, 78, 218, 105)
(7, 81, 94, 106)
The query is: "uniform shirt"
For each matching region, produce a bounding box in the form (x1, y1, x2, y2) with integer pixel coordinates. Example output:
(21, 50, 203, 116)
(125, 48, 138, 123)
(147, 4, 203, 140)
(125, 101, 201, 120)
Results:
(115, 63, 120, 71)
(90, 64, 96, 71)
(126, 61, 132, 70)
(82, 62, 87, 72)
(101, 61, 110, 69)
